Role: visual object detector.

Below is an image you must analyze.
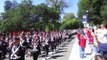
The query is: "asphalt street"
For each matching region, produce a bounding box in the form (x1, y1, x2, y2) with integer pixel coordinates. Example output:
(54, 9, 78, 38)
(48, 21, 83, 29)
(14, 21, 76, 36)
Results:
(26, 33, 76, 60)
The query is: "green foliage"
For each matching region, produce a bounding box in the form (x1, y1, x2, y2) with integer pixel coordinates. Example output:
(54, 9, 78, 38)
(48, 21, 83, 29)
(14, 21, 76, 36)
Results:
(63, 13, 75, 20)
(4, 0, 18, 11)
(0, 0, 61, 33)
(60, 18, 83, 29)
(61, 13, 83, 29)
(78, 0, 107, 25)
(4, 0, 12, 11)
(45, 23, 54, 32)
(46, 0, 68, 14)
(70, 18, 82, 29)
(31, 3, 60, 31)
(101, 4, 107, 19)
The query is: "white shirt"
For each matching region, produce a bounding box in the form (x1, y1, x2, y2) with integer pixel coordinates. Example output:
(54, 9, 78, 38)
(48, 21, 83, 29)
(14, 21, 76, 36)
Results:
(97, 28, 107, 43)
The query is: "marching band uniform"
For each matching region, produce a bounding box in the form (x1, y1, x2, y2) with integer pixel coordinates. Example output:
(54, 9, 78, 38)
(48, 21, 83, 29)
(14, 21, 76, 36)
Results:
(0, 30, 71, 60)
(32, 40, 40, 60)
(0, 36, 8, 59)
(0, 39, 3, 60)
(10, 37, 25, 60)
(50, 33, 54, 52)
(44, 36, 49, 57)
(2, 39, 8, 59)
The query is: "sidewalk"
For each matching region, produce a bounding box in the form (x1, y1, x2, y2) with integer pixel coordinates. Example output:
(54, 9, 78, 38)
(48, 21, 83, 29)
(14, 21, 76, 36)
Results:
(69, 37, 94, 60)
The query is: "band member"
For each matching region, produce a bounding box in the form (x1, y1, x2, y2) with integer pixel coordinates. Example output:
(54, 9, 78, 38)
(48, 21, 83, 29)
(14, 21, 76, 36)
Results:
(31, 39, 40, 60)
(44, 35, 49, 57)
(20, 34, 28, 49)
(10, 37, 25, 60)
(0, 38, 3, 60)
(1, 37, 8, 59)
(50, 33, 55, 52)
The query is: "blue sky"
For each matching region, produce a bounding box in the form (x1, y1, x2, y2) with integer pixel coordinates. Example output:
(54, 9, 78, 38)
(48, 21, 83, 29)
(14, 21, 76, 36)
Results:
(0, 0, 79, 17)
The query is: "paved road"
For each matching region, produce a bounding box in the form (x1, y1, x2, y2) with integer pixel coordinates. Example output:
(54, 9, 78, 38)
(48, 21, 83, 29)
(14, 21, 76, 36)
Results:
(43, 35, 76, 60)
(26, 30, 77, 60)
(25, 30, 95, 60)
(26, 34, 76, 60)
(6, 30, 88, 60)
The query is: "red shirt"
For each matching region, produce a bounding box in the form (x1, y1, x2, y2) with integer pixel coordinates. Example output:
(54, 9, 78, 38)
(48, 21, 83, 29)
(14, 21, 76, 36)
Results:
(86, 31, 94, 42)
(86, 30, 94, 42)
(77, 32, 81, 40)
(86, 30, 91, 37)
(89, 35, 94, 42)
(79, 35, 86, 47)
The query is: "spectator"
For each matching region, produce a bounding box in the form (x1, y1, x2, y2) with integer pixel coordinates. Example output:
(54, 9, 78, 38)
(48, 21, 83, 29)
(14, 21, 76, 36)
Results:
(96, 24, 107, 43)
(78, 29, 86, 58)
(91, 55, 106, 60)
(77, 28, 82, 40)
(93, 24, 107, 59)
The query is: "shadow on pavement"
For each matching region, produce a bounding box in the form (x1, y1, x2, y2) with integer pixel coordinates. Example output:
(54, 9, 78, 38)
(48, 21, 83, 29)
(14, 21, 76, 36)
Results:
(39, 54, 46, 57)
(68, 32, 77, 39)
(58, 48, 67, 50)
(67, 37, 75, 42)
(54, 50, 67, 54)
(61, 44, 68, 47)
(49, 55, 64, 59)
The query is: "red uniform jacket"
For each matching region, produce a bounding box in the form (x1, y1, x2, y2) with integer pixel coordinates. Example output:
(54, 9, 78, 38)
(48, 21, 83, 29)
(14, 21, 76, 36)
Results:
(79, 35, 86, 47)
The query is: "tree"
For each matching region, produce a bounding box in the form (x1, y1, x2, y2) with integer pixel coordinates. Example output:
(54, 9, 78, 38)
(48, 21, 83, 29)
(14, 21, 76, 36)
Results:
(1, 0, 33, 32)
(45, 0, 68, 14)
(17, 0, 33, 30)
(78, 0, 90, 18)
(63, 12, 75, 21)
(60, 13, 83, 29)
(32, 3, 60, 31)
(11, 0, 18, 9)
(0, 0, 61, 32)
(101, 1, 107, 24)
(60, 18, 83, 29)
(4, 0, 12, 11)
(78, 0, 103, 25)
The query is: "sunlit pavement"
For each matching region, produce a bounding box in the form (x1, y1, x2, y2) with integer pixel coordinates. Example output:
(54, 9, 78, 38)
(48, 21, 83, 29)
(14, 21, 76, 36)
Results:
(69, 36, 94, 60)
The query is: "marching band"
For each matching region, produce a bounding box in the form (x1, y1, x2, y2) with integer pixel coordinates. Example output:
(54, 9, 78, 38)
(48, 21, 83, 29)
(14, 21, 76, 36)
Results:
(0, 30, 71, 60)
